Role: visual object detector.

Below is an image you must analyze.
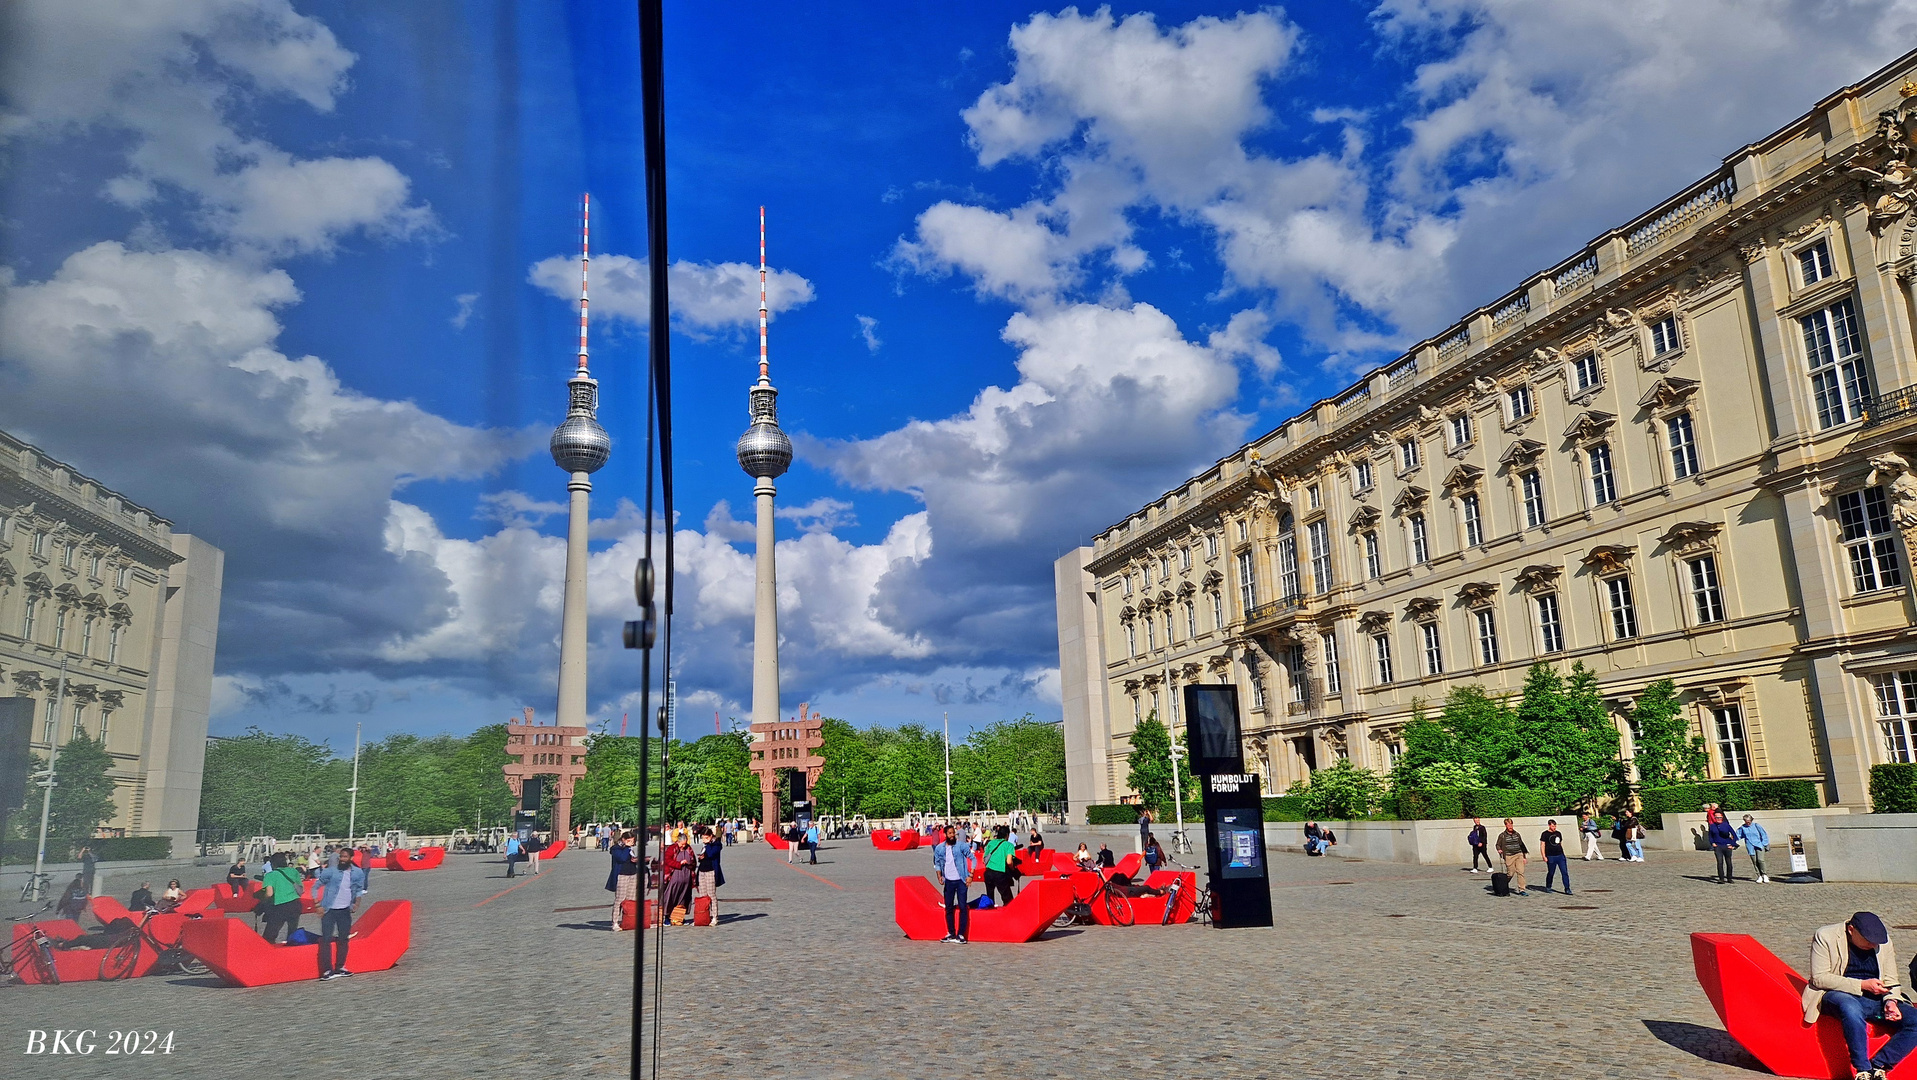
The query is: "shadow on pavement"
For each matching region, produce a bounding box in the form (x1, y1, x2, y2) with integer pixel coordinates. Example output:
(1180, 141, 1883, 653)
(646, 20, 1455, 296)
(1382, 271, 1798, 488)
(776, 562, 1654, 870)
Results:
(1641, 1019, 1762, 1072)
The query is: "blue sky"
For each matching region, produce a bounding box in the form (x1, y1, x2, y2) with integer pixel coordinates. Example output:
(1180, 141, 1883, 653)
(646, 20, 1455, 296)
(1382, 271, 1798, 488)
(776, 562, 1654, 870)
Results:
(4, 0, 1916, 753)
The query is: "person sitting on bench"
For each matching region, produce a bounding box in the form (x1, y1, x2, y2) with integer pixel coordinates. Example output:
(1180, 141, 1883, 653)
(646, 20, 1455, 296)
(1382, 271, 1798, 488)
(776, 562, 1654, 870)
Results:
(1805, 911, 1917, 1080)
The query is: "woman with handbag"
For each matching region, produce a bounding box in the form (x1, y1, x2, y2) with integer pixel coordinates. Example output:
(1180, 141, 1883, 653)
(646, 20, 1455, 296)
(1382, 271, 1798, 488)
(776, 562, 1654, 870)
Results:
(259, 852, 305, 944)
(607, 831, 639, 931)
(981, 825, 1017, 907)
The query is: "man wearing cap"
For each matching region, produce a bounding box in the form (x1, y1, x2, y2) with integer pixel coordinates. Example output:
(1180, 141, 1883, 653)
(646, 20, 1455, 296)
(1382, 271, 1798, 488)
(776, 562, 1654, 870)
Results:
(1804, 911, 1917, 1080)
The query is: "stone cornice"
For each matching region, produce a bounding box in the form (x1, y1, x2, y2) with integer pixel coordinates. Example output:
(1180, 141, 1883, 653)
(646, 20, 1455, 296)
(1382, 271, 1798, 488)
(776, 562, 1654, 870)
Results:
(1086, 474, 1253, 574)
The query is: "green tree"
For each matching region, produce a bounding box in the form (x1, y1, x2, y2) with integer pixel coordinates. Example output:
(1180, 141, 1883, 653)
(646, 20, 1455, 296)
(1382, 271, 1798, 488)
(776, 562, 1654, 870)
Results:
(1416, 761, 1486, 790)
(1628, 679, 1709, 787)
(198, 728, 348, 839)
(817, 717, 878, 816)
(952, 715, 1065, 812)
(690, 732, 759, 819)
(37, 732, 120, 840)
(1509, 662, 1625, 803)
(1298, 759, 1385, 819)
(1124, 713, 1195, 811)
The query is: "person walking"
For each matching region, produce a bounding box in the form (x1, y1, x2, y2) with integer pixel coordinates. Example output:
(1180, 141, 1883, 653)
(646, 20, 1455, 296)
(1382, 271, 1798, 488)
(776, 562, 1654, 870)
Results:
(724, 819, 737, 847)
(1804, 911, 1917, 1080)
(79, 846, 97, 896)
(982, 825, 1017, 908)
(932, 825, 975, 943)
(1144, 834, 1163, 875)
(504, 833, 522, 878)
(696, 827, 724, 926)
(1466, 817, 1493, 873)
(607, 830, 639, 931)
(1539, 820, 1573, 895)
(1496, 818, 1530, 897)
(259, 852, 305, 944)
(1137, 807, 1152, 854)
(1708, 809, 1739, 883)
(785, 822, 800, 863)
(1738, 814, 1773, 883)
(314, 846, 367, 980)
(526, 835, 543, 875)
(1578, 813, 1605, 861)
(805, 820, 821, 866)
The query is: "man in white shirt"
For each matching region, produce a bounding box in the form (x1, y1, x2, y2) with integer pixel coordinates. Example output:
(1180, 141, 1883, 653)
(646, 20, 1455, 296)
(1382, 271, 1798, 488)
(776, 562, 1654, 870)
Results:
(930, 826, 976, 944)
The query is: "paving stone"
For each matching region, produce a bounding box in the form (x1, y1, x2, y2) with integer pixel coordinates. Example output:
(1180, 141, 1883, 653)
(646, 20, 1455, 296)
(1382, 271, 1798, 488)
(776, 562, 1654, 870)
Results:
(2, 839, 1910, 1078)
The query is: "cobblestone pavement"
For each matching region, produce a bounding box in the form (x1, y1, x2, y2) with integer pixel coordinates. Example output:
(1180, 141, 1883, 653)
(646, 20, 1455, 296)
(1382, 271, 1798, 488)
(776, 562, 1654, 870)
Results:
(5, 837, 1916, 1079)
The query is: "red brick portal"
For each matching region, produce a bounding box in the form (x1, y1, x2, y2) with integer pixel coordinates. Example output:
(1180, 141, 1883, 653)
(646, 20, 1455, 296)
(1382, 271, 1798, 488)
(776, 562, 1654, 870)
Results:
(503, 707, 588, 839)
(749, 702, 824, 830)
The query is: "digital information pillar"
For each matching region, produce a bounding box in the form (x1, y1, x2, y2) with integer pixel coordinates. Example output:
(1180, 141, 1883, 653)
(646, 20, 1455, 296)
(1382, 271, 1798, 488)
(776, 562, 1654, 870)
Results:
(1183, 684, 1273, 929)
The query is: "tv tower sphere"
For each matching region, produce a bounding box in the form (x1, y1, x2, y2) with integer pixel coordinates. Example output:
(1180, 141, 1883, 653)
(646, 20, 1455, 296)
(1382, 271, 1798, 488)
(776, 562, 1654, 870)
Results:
(551, 372, 612, 474)
(735, 382, 792, 479)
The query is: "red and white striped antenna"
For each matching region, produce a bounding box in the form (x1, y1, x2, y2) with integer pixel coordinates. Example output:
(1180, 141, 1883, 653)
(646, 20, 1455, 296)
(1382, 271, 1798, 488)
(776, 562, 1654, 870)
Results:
(758, 205, 769, 381)
(577, 193, 591, 371)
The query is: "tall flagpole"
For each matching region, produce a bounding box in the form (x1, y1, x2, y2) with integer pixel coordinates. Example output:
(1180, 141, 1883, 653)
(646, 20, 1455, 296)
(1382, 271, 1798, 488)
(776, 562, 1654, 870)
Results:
(31, 658, 69, 900)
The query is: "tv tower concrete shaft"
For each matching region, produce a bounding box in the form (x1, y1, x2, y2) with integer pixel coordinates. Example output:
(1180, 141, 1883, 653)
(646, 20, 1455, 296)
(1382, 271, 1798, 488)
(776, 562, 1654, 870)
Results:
(736, 206, 793, 735)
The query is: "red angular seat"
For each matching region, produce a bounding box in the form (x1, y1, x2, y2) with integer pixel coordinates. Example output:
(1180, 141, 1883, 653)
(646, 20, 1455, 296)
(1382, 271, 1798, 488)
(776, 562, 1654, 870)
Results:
(87, 897, 196, 950)
(384, 846, 446, 871)
(765, 832, 790, 849)
(11, 918, 158, 983)
(1692, 932, 1912, 1079)
(208, 882, 259, 913)
(871, 829, 920, 850)
(540, 840, 567, 858)
(893, 876, 1073, 943)
(170, 888, 216, 916)
(180, 899, 411, 987)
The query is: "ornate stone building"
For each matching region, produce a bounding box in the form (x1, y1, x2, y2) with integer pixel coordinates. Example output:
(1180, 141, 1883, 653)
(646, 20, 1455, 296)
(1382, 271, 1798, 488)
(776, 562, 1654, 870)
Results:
(0, 429, 224, 847)
(1057, 51, 1917, 818)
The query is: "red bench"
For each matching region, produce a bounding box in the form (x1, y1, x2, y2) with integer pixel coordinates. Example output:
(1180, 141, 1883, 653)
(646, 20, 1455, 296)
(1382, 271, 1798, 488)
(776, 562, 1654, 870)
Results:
(766, 833, 790, 850)
(180, 899, 411, 987)
(384, 846, 446, 871)
(619, 896, 712, 928)
(871, 829, 921, 850)
(87, 897, 197, 949)
(893, 876, 1074, 943)
(11, 918, 163, 983)
(1692, 932, 1914, 1079)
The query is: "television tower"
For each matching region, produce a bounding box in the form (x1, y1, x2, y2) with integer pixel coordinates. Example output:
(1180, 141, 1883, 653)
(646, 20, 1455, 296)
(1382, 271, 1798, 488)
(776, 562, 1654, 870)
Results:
(736, 207, 792, 732)
(549, 194, 611, 750)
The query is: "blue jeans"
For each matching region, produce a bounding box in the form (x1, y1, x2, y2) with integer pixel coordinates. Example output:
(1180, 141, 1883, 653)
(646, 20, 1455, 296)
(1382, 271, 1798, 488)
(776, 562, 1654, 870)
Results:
(1625, 840, 1643, 860)
(318, 907, 353, 975)
(941, 878, 969, 939)
(1305, 838, 1326, 855)
(1821, 991, 1917, 1073)
(1544, 854, 1571, 893)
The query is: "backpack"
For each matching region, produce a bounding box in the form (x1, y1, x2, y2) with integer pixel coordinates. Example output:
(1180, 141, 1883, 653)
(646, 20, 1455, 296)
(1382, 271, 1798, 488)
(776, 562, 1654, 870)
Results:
(285, 928, 320, 946)
(1490, 871, 1512, 897)
(969, 895, 995, 909)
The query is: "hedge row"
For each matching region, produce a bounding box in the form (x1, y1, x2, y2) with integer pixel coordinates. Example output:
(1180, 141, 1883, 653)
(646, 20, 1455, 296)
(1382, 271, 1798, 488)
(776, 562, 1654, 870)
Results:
(1083, 804, 1203, 826)
(1872, 764, 1917, 814)
(1263, 795, 1310, 821)
(1637, 779, 1821, 829)
(0, 835, 173, 864)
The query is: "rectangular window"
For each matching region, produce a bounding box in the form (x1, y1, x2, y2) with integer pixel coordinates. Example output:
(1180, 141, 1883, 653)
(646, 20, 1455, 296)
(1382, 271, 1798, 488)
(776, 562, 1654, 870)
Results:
(1126, 622, 1137, 657)
(115, 565, 128, 589)
(1158, 555, 1171, 580)
(1588, 443, 1618, 505)
(1163, 609, 1174, 646)
(31, 531, 47, 557)
(1475, 608, 1500, 666)
(1372, 633, 1394, 685)
(1206, 534, 1219, 559)
(1238, 520, 1249, 543)
(1449, 414, 1473, 447)
(1400, 438, 1420, 471)
(1236, 551, 1256, 612)
(1180, 546, 1192, 571)
(1420, 622, 1444, 676)
(70, 702, 83, 738)
(1573, 353, 1602, 390)
(1308, 520, 1332, 594)
(1667, 413, 1700, 479)
(97, 711, 110, 745)
(1521, 470, 1546, 528)
(1712, 705, 1751, 778)
(1144, 616, 1156, 651)
(80, 617, 94, 656)
(108, 624, 120, 664)
(1307, 484, 1322, 510)
(1322, 633, 1341, 695)
(1184, 600, 1197, 640)
(1123, 575, 1133, 596)
(87, 554, 101, 578)
(1535, 593, 1565, 653)
(1802, 296, 1872, 428)
(1409, 514, 1430, 564)
(1278, 535, 1300, 600)
(22, 600, 37, 642)
(1142, 563, 1152, 588)
(61, 543, 74, 568)
(1354, 460, 1373, 490)
(1462, 494, 1484, 547)
(1837, 486, 1904, 593)
(1288, 644, 1308, 704)
(1606, 576, 1639, 640)
(1507, 386, 1534, 421)
(1688, 556, 1726, 624)
(1363, 531, 1382, 579)
(1209, 592, 1223, 630)
(1872, 671, 1917, 764)
(52, 607, 66, 650)
(1797, 239, 1832, 286)
(1249, 670, 1266, 711)
(43, 698, 56, 744)
(1650, 316, 1681, 356)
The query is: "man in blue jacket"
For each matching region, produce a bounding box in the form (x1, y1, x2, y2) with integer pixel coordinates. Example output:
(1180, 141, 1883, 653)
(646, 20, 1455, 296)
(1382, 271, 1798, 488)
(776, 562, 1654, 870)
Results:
(1737, 814, 1773, 884)
(313, 848, 368, 980)
(930, 825, 976, 944)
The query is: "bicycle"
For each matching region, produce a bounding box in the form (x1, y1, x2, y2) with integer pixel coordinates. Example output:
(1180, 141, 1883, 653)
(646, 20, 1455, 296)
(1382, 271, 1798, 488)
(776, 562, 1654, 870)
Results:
(17, 872, 51, 905)
(1051, 873, 1135, 928)
(101, 910, 209, 980)
(1, 923, 62, 985)
(1187, 884, 1216, 927)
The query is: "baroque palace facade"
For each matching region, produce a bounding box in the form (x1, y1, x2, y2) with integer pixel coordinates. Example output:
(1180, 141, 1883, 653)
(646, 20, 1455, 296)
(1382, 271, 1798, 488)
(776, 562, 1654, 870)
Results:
(0, 429, 224, 847)
(1056, 50, 1917, 818)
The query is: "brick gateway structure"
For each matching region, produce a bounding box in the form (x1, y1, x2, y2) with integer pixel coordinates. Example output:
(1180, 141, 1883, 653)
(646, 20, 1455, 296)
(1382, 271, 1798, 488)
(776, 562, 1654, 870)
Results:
(749, 702, 823, 829)
(503, 707, 587, 839)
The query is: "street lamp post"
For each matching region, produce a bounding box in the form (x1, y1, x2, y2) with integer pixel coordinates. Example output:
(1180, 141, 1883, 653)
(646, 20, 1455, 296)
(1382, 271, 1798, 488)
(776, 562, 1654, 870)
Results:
(942, 710, 953, 820)
(30, 658, 69, 902)
(346, 722, 362, 844)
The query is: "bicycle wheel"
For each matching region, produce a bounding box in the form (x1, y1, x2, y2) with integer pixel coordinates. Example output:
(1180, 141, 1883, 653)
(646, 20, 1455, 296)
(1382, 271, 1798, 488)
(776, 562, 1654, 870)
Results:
(1051, 903, 1080, 930)
(30, 937, 60, 985)
(1101, 889, 1135, 927)
(101, 936, 142, 980)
